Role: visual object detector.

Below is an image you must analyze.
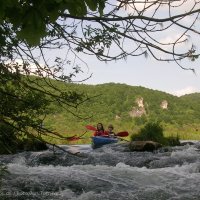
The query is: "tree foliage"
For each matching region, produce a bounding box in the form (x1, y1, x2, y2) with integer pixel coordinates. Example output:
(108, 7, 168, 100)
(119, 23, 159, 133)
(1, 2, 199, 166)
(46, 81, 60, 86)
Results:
(1, 0, 200, 68)
(130, 121, 164, 142)
(0, 0, 105, 45)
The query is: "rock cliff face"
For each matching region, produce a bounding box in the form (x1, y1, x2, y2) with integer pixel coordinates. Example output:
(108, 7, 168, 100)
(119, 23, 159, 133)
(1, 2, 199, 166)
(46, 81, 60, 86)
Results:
(129, 97, 146, 117)
(115, 115, 121, 120)
(129, 107, 146, 117)
(160, 100, 168, 109)
(129, 97, 168, 117)
(136, 97, 144, 108)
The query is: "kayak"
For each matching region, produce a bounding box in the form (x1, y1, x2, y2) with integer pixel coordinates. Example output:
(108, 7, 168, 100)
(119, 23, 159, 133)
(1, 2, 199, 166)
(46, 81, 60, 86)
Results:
(91, 136, 118, 148)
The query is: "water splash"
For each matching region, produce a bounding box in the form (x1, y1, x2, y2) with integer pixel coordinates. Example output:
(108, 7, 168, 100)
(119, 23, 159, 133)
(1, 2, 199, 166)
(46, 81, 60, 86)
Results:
(0, 142, 200, 199)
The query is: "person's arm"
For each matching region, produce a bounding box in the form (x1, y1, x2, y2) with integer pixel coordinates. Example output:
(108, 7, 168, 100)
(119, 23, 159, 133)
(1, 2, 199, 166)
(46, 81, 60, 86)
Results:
(102, 131, 109, 137)
(113, 132, 117, 137)
(104, 131, 109, 135)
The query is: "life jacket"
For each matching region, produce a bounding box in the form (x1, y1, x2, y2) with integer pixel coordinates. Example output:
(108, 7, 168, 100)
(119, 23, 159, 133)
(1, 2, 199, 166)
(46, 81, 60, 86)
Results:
(94, 130, 108, 136)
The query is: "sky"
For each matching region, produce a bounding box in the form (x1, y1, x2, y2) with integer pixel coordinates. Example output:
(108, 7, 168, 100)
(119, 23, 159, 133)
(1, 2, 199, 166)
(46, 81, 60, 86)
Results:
(39, 0, 200, 97)
(76, 53, 200, 97)
(42, 37, 200, 97)
(72, 0, 200, 97)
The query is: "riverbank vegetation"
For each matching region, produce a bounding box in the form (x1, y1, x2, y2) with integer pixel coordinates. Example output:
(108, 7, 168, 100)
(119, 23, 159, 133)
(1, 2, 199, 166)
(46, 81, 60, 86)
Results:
(41, 81, 200, 145)
(130, 121, 180, 146)
(1, 78, 200, 153)
(42, 82, 200, 143)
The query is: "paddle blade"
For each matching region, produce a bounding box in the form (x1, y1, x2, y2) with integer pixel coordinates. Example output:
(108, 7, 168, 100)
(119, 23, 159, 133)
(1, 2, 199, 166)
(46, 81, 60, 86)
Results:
(66, 136, 79, 141)
(67, 137, 80, 141)
(86, 125, 97, 131)
(116, 131, 129, 137)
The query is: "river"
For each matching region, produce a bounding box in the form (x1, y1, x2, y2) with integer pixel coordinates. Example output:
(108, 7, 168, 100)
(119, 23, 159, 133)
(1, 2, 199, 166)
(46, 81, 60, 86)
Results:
(0, 141, 200, 200)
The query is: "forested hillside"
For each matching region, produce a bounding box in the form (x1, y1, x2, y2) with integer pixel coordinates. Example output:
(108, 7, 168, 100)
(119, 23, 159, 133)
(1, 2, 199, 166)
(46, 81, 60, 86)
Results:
(43, 82, 200, 143)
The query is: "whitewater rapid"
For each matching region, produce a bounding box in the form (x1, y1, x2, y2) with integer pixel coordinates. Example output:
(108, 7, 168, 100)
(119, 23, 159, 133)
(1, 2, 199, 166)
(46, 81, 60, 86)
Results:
(0, 142, 200, 200)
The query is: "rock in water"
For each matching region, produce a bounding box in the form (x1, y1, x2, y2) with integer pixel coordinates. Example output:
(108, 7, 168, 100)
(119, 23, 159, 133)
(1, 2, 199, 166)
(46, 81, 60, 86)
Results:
(129, 141, 162, 152)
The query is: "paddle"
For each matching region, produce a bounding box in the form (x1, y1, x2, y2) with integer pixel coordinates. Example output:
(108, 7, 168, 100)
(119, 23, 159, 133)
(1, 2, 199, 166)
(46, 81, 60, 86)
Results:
(64, 131, 88, 141)
(116, 131, 129, 137)
(85, 125, 97, 131)
(86, 125, 129, 137)
(59, 127, 129, 142)
(68, 132, 129, 143)
(66, 136, 81, 141)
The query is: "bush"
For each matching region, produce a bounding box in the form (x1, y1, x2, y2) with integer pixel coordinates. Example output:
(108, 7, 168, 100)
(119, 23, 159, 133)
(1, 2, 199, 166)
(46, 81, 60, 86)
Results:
(130, 121, 181, 146)
(166, 135, 181, 146)
(22, 137, 48, 151)
(131, 121, 164, 143)
(0, 122, 19, 154)
(0, 122, 48, 154)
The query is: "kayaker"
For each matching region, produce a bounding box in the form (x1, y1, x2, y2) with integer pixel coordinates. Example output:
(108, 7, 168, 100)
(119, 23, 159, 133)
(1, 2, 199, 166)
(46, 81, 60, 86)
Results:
(94, 123, 108, 136)
(106, 124, 116, 137)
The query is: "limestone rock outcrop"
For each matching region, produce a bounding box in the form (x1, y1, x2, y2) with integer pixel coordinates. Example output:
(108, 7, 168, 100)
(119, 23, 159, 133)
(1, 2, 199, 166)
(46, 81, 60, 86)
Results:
(160, 100, 168, 109)
(129, 97, 146, 117)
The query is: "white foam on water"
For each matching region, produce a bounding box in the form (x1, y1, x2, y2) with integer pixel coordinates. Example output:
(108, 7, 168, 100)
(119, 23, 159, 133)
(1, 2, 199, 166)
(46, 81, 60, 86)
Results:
(1, 143, 200, 200)
(3, 163, 200, 199)
(171, 146, 199, 158)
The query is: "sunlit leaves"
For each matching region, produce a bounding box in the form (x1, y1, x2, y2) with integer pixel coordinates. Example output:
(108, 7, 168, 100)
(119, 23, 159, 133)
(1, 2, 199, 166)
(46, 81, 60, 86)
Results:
(16, 9, 46, 45)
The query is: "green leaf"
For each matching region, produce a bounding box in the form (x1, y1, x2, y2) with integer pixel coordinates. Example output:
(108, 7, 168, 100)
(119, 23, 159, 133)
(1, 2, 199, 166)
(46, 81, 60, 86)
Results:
(54, 0, 63, 3)
(0, 10, 5, 23)
(85, 0, 98, 11)
(98, 0, 106, 16)
(17, 9, 47, 46)
(48, 9, 60, 22)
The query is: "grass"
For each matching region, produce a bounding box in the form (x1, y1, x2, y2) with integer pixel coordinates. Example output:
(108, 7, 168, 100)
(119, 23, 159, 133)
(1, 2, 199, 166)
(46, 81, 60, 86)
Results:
(42, 126, 200, 146)
(164, 123, 200, 140)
